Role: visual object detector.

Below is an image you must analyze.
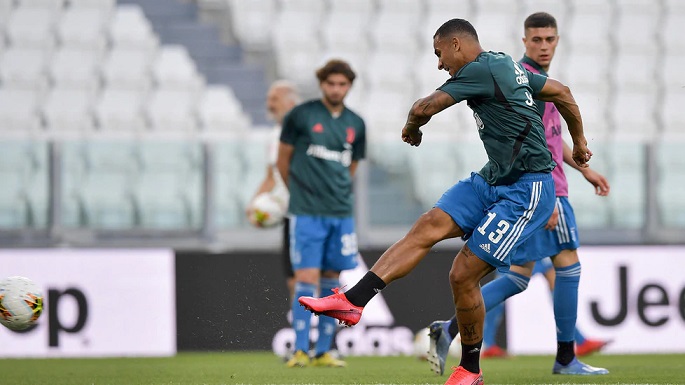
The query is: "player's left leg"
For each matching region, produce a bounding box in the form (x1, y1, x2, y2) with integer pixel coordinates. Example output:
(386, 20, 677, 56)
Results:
(550, 249, 608, 375)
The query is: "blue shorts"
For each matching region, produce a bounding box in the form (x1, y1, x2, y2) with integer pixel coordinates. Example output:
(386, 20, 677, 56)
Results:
(511, 196, 580, 266)
(532, 256, 553, 275)
(289, 215, 358, 272)
(435, 172, 555, 272)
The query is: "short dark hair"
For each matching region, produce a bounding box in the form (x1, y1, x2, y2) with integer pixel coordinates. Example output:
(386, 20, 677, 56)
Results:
(434, 18, 479, 41)
(524, 12, 557, 30)
(316, 59, 356, 83)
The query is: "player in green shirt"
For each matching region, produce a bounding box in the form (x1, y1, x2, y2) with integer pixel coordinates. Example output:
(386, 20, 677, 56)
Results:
(300, 19, 594, 384)
(276, 59, 366, 368)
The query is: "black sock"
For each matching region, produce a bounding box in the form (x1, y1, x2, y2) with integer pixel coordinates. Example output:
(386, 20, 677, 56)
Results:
(459, 340, 483, 374)
(556, 341, 575, 366)
(343, 271, 386, 307)
(448, 316, 460, 339)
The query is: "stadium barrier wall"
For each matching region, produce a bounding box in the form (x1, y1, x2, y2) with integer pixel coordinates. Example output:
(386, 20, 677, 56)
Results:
(0, 249, 176, 358)
(508, 246, 685, 354)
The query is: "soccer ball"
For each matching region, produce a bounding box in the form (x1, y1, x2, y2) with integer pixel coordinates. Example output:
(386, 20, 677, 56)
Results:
(248, 192, 286, 228)
(0, 276, 44, 331)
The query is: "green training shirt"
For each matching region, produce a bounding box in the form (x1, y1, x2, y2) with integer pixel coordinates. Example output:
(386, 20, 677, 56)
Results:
(438, 51, 555, 185)
(280, 99, 366, 217)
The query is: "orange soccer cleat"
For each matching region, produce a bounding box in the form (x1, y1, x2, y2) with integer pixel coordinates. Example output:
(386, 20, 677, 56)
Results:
(298, 288, 363, 326)
(481, 345, 509, 359)
(575, 339, 611, 357)
(444, 366, 484, 385)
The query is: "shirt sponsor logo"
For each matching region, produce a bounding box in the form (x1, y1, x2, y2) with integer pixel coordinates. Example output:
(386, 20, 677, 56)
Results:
(312, 123, 324, 133)
(306, 144, 352, 167)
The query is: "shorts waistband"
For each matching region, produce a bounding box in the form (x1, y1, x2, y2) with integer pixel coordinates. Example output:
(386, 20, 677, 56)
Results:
(516, 172, 553, 182)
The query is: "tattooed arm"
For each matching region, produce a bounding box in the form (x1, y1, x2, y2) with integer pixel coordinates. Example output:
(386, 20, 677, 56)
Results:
(402, 90, 457, 147)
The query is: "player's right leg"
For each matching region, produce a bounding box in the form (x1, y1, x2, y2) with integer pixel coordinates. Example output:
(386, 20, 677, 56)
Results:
(300, 175, 486, 326)
(299, 207, 464, 325)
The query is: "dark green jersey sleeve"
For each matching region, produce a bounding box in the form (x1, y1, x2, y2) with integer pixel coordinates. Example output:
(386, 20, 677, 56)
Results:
(438, 62, 493, 103)
(526, 70, 548, 98)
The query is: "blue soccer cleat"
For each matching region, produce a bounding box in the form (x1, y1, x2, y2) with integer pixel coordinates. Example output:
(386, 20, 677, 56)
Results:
(427, 320, 453, 375)
(553, 357, 609, 375)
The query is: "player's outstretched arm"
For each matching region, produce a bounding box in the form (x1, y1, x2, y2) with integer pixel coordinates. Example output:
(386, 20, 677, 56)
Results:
(402, 90, 456, 147)
(562, 141, 610, 196)
(535, 78, 591, 168)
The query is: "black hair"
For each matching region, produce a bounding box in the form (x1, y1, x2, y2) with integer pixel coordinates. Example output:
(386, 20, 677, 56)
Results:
(434, 18, 479, 41)
(524, 12, 557, 30)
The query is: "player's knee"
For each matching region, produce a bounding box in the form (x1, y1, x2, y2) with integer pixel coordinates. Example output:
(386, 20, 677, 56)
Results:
(407, 210, 452, 246)
(448, 264, 476, 291)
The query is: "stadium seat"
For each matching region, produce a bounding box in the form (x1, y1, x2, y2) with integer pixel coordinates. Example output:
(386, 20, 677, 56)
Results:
(470, 11, 517, 54)
(42, 89, 95, 133)
(662, 54, 685, 92)
(57, 7, 110, 52)
(320, 11, 371, 52)
(274, 44, 322, 87)
(563, 53, 611, 94)
(49, 48, 101, 92)
(363, 90, 414, 135)
(408, 133, 462, 208)
(572, 90, 610, 138)
(368, 10, 421, 53)
(0, 48, 50, 92)
(612, 53, 658, 93)
(0, 89, 42, 132)
(108, 4, 158, 52)
(662, 14, 685, 54)
(614, 13, 659, 55)
(661, 91, 685, 134)
(366, 52, 415, 93)
(329, 0, 375, 13)
(152, 45, 204, 92)
(101, 48, 153, 92)
(68, 0, 115, 12)
(610, 91, 658, 140)
(565, 12, 612, 54)
(227, 0, 277, 51)
(197, 86, 250, 132)
(520, 0, 569, 29)
(94, 89, 147, 132)
(146, 89, 198, 132)
(5, 6, 57, 50)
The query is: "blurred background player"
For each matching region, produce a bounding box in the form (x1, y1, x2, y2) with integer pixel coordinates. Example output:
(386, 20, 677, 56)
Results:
(247, 80, 300, 301)
(426, 12, 610, 377)
(276, 59, 366, 368)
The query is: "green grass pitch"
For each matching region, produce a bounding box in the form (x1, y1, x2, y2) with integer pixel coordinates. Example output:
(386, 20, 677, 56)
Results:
(1, 352, 684, 385)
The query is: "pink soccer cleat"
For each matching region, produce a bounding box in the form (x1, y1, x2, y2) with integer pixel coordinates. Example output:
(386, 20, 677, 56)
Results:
(298, 288, 363, 326)
(444, 366, 484, 385)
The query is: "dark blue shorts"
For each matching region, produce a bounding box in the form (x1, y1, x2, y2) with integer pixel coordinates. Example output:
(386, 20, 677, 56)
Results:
(435, 172, 556, 272)
(289, 215, 358, 272)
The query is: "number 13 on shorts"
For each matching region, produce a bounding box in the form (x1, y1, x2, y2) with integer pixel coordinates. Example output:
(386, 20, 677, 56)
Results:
(477, 212, 511, 244)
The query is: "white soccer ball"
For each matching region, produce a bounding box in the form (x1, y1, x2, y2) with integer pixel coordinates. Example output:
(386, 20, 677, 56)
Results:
(248, 192, 286, 228)
(413, 327, 431, 360)
(0, 276, 44, 331)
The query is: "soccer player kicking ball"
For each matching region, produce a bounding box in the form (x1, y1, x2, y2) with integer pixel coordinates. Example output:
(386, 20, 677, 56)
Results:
(425, 12, 610, 378)
(301, 18, 593, 385)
